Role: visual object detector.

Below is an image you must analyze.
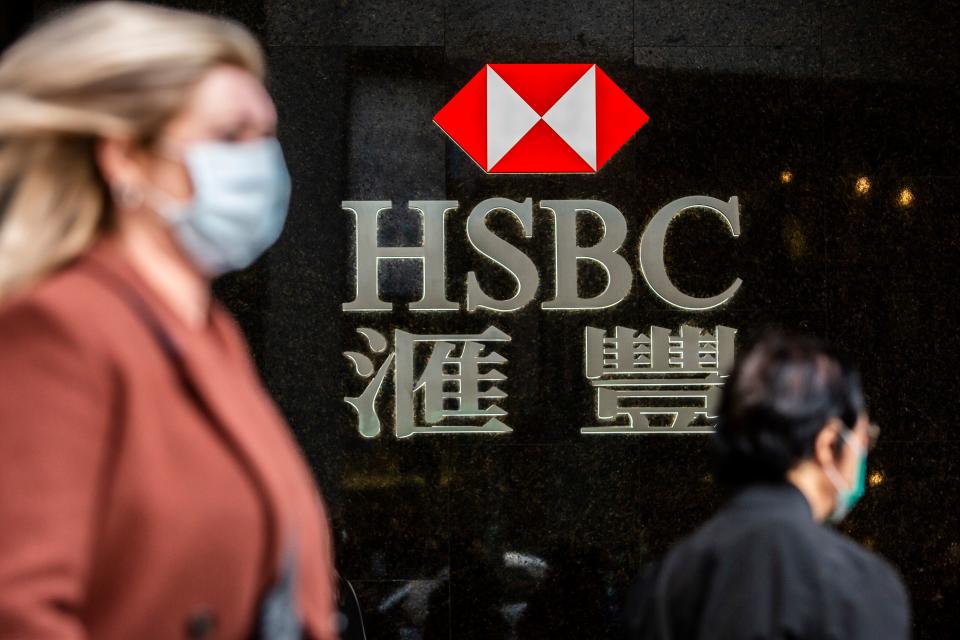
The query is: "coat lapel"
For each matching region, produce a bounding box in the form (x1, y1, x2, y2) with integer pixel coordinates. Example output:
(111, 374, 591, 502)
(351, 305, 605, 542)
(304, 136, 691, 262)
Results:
(78, 237, 293, 575)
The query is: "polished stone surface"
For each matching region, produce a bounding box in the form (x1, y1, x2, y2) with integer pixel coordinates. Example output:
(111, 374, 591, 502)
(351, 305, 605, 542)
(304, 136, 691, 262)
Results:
(7, 1, 960, 638)
(634, 0, 820, 47)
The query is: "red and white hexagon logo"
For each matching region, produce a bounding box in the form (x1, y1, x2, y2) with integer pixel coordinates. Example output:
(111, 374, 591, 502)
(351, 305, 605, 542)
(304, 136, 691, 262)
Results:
(433, 63, 649, 174)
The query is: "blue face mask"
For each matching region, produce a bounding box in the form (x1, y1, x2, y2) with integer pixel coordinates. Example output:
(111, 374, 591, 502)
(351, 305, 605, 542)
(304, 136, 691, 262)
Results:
(825, 427, 867, 524)
(150, 137, 291, 277)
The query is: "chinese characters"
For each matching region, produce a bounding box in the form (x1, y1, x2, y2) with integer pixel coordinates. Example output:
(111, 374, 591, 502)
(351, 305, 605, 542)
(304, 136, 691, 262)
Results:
(343, 324, 735, 438)
(344, 327, 511, 438)
(582, 325, 736, 433)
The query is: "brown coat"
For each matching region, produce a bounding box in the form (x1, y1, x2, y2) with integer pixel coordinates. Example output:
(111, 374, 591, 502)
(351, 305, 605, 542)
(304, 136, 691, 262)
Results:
(0, 236, 337, 639)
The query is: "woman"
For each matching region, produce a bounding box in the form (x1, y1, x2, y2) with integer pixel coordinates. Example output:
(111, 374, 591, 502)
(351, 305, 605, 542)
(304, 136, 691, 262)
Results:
(0, 3, 337, 638)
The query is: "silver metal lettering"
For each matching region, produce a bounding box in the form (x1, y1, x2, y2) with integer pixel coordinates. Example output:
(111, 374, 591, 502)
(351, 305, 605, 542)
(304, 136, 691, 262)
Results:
(639, 196, 742, 311)
(342, 200, 459, 311)
(541, 200, 633, 310)
(465, 197, 540, 312)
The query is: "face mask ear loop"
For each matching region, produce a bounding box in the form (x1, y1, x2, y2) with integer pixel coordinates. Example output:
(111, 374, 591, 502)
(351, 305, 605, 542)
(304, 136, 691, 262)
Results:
(842, 428, 866, 459)
(829, 426, 864, 480)
(139, 138, 194, 224)
(142, 183, 192, 224)
(823, 462, 850, 524)
(824, 462, 849, 495)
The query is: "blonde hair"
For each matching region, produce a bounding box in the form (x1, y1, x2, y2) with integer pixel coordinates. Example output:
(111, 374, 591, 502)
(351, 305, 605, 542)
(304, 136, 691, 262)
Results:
(0, 1, 264, 300)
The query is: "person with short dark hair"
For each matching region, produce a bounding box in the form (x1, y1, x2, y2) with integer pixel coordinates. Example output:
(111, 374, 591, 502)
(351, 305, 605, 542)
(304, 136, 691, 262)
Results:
(624, 331, 910, 640)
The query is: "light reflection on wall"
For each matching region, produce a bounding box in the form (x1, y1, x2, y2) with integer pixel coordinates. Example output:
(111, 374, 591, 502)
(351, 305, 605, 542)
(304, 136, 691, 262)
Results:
(897, 187, 915, 208)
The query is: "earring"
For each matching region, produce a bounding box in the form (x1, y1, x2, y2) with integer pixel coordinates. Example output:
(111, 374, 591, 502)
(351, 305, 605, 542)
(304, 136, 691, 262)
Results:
(111, 183, 144, 209)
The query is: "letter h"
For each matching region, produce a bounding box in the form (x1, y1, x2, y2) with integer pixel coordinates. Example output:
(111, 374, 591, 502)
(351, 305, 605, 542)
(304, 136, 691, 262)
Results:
(342, 201, 459, 311)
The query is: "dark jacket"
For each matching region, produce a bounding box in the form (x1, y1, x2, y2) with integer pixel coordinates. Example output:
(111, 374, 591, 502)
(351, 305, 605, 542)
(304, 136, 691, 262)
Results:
(625, 482, 910, 640)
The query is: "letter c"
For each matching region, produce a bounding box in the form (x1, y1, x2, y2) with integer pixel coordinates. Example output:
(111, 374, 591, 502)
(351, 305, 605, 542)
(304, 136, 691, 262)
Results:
(639, 195, 742, 311)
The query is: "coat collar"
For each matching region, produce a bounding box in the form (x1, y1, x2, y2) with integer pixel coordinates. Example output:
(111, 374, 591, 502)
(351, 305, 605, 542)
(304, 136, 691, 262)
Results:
(726, 481, 815, 521)
(79, 233, 236, 348)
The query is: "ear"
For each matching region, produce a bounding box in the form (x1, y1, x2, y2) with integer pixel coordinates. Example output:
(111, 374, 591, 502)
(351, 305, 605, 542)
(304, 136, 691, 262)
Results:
(95, 136, 143, 191)
(813, 418, 843, 467)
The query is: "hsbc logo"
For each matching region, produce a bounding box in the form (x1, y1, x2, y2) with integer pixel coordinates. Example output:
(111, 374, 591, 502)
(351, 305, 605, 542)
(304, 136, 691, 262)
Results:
(339, 63, 749, 440)
(344, 66, 741, 315)
(433, 63, 649, 173)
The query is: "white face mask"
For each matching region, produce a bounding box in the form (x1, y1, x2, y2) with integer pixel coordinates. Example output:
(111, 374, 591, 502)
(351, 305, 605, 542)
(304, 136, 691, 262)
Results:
(148, 137, 291, 277)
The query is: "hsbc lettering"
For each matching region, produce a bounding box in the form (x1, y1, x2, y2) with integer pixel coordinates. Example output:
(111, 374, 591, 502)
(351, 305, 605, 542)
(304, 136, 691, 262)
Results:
(342, 195, 742, 313)
(340, 63, 744, 438)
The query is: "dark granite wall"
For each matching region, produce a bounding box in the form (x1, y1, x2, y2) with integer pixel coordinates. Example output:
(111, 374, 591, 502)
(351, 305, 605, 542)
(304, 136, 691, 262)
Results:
(4, 1, 959, 638)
